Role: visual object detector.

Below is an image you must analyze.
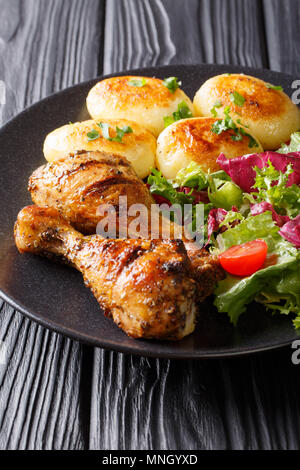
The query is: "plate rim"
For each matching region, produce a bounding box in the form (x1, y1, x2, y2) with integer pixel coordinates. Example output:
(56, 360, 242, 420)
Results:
(0, 62, 299, 359)
(0, 288, 295, 360)
(0, 61, 297, 137)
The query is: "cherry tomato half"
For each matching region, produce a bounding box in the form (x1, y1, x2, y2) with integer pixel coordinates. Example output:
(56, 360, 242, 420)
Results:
(219, 239, 268, 277)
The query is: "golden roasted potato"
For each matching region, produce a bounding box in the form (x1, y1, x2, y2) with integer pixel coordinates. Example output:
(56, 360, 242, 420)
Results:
(43, 119, 156, 179)
(193, 73, 300, 150)
(156, 117, 263, 178)
(86, 76, 195, 137)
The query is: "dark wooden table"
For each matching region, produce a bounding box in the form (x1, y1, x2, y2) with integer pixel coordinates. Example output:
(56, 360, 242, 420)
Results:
(1, 0, 300, 451)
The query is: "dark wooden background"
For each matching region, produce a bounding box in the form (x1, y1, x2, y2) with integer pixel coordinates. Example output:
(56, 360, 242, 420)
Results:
(0, 0, 300, 450)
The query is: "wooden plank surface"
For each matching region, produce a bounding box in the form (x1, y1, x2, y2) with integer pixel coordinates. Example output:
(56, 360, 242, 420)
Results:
(90, 0, 300, 450)
(0, 0, 105, 450)
(91, 348, 300, 450)
(103, 0, 268, 73)
(263, 0, 300, 74)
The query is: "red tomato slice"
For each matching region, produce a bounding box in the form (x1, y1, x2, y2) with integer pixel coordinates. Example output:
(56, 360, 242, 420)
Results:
(219, 239, 268, 277)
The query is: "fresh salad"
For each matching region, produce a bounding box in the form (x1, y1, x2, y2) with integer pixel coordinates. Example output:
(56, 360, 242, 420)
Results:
(147, 132, 300, 328)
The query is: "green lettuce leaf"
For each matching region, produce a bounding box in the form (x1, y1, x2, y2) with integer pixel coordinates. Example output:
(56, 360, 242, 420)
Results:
(147, 168, 212, 236)
(174, 162, 208, 190)
(278, 131, 300, 153)
(212, 212, 279, 253)
(147, 168, 194, 207)
(248, 161, 300, 218)
(208, 180, 243, 211)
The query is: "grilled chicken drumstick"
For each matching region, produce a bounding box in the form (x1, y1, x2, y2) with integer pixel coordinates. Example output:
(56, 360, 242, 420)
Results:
(29, 151, 154, 235)
(29, 151, 224, 300)
(14, 206, 197, 340)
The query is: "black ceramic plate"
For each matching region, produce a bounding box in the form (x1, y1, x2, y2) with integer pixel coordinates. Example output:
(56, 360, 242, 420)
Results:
(0, 64, 299, 359)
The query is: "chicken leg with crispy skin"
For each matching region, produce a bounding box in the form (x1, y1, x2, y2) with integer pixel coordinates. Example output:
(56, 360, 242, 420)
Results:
(14, 206, 197, 340)
(29, 151, 225, 300)
(29, 151, 154, 235)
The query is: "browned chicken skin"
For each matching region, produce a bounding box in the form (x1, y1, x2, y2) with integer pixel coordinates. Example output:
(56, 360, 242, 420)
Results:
(29, 151, 225, 300)
(14, 206, 197, 340)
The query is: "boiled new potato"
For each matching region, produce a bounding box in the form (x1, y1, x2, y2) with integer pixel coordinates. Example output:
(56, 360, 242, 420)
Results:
(194, 74, 300, 150)
(43, 119, 156, 179)
(156, 117, 263, 179)
(86, 76, 195, 137)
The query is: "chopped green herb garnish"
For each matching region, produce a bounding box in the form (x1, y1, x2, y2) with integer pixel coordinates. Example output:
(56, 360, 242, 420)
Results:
(211, 106, 234, 134)
(98, 122, 111, 140)
(266, 83, 283, 91)
(97, 122, 133, 143)
(239, 127, 259, 148)
(87, 129, 100, 141)
(211, 106, 258, 148)
(163, 101, 193, 127)
(230, 132, 243, 142)
(128, 78, 147, 87)
(163, 115, 176, 127)
(113, 125, 133, 142)
(230, 91, 245, 107)
(210, 100, 222, 117)
(87, 123, 133, 143)
(121, 125, 133, 134)
(163, 76, 182, 93)
(236, 118, 249, 128)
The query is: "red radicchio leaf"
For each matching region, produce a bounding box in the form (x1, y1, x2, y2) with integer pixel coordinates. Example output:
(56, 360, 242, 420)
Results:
(178, 187, 210, 204)
(217, 151, 300, 193)
(151, 194, 172, 206)
(206, 207, 241, 245)
(279, 214, 300, 248)
(206, 208, 228, 244)
(250, 202, 290, 227)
